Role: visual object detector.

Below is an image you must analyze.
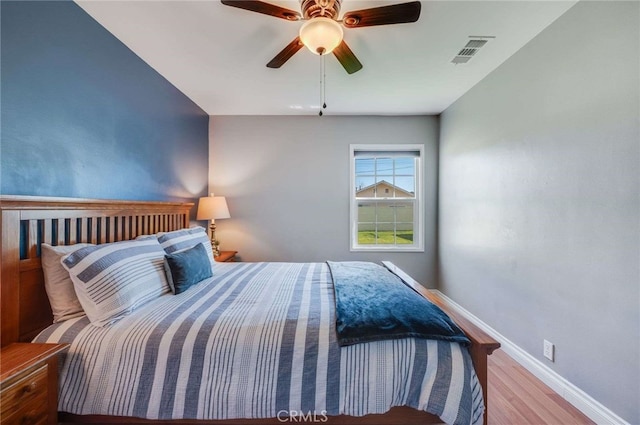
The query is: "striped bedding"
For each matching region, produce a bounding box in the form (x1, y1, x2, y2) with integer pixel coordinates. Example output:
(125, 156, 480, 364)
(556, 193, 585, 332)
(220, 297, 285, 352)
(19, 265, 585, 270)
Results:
(34, 262, 484, 425)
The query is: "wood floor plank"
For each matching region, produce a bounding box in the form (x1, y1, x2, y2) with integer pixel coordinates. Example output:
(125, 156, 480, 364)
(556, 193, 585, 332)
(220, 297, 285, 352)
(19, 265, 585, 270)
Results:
(493, 364, 570, 424)
(487, 350, 595, 425)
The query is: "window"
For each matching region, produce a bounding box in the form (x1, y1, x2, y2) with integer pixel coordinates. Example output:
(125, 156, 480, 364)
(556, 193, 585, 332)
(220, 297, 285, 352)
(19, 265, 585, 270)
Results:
(350, 145, 424, 252)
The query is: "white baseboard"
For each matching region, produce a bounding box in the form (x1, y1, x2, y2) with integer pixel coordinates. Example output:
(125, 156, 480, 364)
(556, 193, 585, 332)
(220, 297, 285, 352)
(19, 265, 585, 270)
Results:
(432, 290, 629, 425)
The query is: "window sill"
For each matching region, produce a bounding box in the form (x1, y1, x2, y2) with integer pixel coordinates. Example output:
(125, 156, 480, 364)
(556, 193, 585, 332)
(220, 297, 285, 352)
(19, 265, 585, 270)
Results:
(350, 247, 425, 253)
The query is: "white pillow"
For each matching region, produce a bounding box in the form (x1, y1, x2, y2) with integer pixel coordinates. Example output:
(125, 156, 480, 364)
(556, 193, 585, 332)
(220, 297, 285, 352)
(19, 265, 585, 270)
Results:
(41, 243, 92, 323)
(61, 238, 171, 326)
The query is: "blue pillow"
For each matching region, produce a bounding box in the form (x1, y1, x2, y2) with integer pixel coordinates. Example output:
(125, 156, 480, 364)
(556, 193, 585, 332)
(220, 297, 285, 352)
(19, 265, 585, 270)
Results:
(164, 243, 213, 294)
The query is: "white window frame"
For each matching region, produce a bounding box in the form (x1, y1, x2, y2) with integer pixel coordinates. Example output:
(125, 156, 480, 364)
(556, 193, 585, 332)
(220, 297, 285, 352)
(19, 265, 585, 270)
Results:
(350, 144, 424, 252)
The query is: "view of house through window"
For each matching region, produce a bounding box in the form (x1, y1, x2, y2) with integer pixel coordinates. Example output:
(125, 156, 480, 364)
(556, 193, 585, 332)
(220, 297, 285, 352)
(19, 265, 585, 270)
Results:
(350, 145, 424, 251)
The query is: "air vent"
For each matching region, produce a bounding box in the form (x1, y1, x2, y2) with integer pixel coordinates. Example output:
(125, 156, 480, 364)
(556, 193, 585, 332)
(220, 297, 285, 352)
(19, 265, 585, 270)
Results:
(465, 39, 488, 49)
(458, 48, 478, 57)
(451, 36, 494, 65)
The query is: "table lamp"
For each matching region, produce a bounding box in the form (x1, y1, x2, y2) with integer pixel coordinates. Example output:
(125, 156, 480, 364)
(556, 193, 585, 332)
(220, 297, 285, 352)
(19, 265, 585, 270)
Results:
(196, 193, 230, 257)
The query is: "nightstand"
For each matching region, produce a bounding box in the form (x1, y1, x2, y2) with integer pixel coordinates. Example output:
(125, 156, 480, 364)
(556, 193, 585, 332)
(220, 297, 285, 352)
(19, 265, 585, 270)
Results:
(215, 250, 238, 262)
(1, 343, 69, 425)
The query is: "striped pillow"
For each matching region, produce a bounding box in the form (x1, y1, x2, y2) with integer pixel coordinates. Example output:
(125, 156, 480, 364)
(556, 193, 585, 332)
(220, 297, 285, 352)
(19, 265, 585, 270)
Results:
(62, 238, 171, 326)
(157, 227, 215, 269)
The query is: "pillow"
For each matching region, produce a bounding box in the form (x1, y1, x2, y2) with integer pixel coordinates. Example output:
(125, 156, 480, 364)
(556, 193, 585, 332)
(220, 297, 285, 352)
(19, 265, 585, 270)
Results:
(157, 227, 215, 269)
(41, 243, 92, 323)
(62, 238, 171, 326)
(164, 243, 213, 294)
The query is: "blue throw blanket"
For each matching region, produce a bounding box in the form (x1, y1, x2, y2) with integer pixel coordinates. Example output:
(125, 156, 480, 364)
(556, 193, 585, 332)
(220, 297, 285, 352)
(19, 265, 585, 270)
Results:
(328, 261, 470, 347)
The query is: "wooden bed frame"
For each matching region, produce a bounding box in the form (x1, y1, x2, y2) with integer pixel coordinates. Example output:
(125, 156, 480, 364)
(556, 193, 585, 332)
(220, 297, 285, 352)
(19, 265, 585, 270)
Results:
(0, 195, 499, 425)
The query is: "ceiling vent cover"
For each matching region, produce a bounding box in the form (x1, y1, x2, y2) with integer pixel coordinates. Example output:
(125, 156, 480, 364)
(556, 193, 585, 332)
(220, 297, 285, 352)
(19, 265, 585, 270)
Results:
(451, 36, 494, 65)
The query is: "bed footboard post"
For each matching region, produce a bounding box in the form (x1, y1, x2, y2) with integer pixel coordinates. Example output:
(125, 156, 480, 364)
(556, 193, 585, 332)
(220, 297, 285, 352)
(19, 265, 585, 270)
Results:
(470, 344, 492, 425)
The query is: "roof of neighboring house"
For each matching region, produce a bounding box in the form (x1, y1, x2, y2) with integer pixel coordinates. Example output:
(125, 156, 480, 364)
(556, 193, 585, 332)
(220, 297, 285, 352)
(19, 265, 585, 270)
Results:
(355, 180, 414, 197)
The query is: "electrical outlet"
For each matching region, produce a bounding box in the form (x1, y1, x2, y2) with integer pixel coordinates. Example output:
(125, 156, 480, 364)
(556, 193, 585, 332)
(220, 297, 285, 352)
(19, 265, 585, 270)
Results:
(543, 340, 555, 362)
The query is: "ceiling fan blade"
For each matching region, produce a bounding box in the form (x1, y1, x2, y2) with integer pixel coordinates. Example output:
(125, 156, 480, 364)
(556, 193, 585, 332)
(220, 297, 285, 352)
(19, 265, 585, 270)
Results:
(221, 0, 301, 21)
(333, 41, 363, 74)
(267, 37, 304, 68)
(342, 1, 421, 28)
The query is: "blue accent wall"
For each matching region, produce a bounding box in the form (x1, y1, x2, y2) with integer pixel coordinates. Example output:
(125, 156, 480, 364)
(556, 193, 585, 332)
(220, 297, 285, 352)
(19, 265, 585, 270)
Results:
(1, 1, 209, 202)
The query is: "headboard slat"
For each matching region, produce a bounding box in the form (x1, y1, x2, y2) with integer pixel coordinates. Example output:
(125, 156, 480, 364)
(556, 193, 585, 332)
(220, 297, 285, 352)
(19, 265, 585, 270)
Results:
(123, 216, 130, 241)
(90, 217, 98, 244)
(79, 217, 89, 243)
(108, 217, 116, 243)
(43, 219, 53, 246)
(69, 218, 78, 244)
(28, 220, 38, 260)
(1, 196, 194, 347)
(57, 219, 65, 245)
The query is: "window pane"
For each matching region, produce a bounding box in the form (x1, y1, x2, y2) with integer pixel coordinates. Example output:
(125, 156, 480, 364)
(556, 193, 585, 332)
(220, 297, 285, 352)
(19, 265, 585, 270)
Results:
(355, 158, 375, 175)
(357, 202, 376, 222)
(376, 202, 395, 222)
(375, 176, 393, 197)
(394, 157, 415, 175)
(376, 157, 393, 174)
(394, 200, 414, 222)
(357, 223, 376, 245)
(393, 176, 415, 196)
(395, 226, 414, 244)
(396, 198, 414, 244)
(355, 176, 375, 197)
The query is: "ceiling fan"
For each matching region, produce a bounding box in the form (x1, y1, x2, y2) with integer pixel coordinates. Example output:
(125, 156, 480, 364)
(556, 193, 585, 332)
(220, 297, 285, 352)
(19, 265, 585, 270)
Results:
(220, 0, 422, 74)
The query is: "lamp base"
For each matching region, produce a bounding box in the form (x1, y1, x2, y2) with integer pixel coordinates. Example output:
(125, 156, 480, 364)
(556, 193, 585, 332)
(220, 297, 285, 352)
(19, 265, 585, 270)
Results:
(209, 222, 221, 257)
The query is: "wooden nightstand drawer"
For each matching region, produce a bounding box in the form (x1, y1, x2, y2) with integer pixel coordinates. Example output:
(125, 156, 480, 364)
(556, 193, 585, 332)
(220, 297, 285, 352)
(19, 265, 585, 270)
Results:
(1, 364, 49, 425)
(1, 343, 69, 425)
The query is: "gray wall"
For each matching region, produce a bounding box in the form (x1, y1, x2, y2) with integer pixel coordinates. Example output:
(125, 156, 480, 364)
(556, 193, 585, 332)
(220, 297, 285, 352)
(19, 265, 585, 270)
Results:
(439, 2, 639, 423)
(209, 115, 438, 285)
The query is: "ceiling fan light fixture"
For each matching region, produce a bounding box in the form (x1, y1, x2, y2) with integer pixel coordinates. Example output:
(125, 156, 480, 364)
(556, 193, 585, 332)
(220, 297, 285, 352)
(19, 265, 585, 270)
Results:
(299, 17, 343, 55)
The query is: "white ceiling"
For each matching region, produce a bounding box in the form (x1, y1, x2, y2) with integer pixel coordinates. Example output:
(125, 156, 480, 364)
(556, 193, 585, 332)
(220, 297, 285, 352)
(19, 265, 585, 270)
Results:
(76, 0, 577, 116)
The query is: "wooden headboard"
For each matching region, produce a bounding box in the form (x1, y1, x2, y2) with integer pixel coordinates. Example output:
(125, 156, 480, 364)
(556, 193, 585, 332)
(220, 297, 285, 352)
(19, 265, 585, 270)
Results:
(0, 195, 193, 347)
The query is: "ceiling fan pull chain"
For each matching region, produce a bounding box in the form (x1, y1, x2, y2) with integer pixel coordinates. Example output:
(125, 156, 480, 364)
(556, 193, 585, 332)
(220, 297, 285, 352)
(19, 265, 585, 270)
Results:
(318, 48, 327, 116)
(322, 53, 327, 110)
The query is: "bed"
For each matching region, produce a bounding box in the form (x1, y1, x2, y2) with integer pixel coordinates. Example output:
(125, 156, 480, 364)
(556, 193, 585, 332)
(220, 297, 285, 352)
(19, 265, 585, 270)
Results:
(0, 195, 499, 425)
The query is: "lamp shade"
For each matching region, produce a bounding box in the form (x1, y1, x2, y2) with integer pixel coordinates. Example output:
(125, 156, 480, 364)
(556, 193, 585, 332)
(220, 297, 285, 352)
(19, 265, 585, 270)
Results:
(299, 17, 343, 55)
(197, 195, 230, 220)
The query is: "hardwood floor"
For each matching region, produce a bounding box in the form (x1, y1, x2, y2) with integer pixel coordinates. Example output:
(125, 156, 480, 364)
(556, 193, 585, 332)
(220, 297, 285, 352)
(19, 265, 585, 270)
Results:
(487, 349, 595, 425)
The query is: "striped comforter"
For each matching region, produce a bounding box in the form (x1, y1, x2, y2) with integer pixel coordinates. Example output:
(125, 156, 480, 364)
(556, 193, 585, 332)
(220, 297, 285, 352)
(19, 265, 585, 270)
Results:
(35, 262, 484, 425)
